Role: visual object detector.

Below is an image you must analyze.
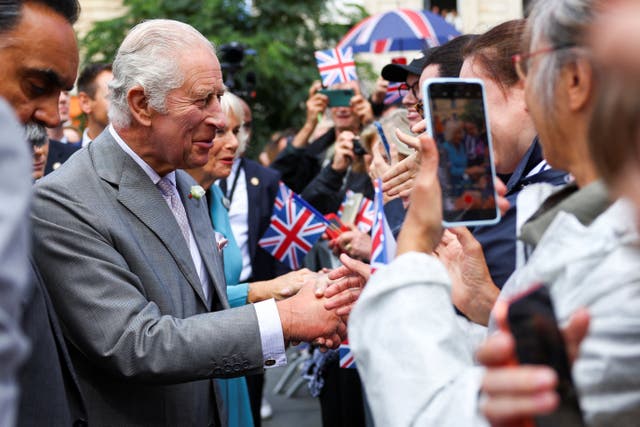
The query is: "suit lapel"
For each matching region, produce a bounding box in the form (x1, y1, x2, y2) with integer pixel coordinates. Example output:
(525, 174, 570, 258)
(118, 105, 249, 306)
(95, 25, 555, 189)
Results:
(177, 173, 230, 310)
(91, 134, 209, 308)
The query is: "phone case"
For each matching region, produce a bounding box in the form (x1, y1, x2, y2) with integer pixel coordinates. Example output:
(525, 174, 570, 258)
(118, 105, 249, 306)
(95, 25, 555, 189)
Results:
(422, 78, 501, 228)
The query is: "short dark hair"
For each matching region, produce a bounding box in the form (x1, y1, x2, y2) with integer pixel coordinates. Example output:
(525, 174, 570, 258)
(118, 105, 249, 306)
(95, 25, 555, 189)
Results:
(0, 0, 81, 34)
(77, 62, 112, 98)
(425, 34, 477, 78)
(462, 19, 526, 91)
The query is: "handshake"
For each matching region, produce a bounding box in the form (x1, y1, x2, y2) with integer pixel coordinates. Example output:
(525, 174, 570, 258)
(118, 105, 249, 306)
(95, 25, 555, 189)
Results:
(274, 256, 369, 349)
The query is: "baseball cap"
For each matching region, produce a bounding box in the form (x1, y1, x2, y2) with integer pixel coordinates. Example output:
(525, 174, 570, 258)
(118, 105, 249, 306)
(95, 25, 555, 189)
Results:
(381, 51, 428, 82)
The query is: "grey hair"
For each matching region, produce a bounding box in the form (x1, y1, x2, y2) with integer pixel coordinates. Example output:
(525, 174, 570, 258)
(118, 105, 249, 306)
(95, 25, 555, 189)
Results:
(25, 123, 48, 147)
(220, 92, 248, 155)
(525, 0, 596, 114)
(108, 19, 216, 128)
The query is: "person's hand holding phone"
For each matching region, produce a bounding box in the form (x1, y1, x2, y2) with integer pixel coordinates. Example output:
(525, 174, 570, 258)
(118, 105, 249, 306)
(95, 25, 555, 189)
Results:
(477, 308, 590, 426)
(396, 132, 443, 256)
(306, 80, 329, 126)
(331, 130, 357, 173)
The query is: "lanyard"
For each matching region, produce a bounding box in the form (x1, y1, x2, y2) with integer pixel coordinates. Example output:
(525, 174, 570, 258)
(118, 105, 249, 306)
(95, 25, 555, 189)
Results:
(221, 158, 243, 210)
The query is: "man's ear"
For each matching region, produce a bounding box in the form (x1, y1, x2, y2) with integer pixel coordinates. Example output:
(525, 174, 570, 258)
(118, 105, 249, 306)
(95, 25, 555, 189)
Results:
(77, 92, 92, 115)
(566, 57, 593, 112)
(127, 86, 152, 127)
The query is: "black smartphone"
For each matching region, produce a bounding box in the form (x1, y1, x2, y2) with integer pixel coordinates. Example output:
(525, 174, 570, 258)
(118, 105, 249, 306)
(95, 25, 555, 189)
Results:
(503, 285, 585, 427)
(318, 89, 354, 107)
(422, 78, 500, 227)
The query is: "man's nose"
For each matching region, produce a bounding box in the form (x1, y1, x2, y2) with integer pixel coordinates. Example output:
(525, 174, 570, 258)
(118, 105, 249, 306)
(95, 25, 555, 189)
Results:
(33, 95, 62, 128)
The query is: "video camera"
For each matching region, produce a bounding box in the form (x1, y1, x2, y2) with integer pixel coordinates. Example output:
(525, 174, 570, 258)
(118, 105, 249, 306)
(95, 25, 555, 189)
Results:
(219, 42, 257, 100)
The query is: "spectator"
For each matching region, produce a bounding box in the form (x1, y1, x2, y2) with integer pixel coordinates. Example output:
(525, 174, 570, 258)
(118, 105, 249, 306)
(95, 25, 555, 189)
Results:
(270, 80, 373, 193)
(77, 62, 113, 146)
(348, 1, 640, 426)
(27, 123, 49, 181)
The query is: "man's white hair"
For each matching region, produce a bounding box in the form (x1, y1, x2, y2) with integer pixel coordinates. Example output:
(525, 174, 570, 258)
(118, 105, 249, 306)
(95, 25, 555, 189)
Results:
(108, 19, 216, 128)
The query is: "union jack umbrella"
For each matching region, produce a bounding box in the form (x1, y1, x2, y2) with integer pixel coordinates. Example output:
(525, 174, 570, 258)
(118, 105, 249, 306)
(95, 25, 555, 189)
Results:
(370, 179, 396, 273)
(337, 9, 460, 54)
(259, 191, 328, 270)
(314, 47, 358, 87)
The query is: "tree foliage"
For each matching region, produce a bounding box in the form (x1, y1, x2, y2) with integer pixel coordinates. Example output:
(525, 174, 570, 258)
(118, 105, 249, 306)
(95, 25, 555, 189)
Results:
(81, 0, 367, 157)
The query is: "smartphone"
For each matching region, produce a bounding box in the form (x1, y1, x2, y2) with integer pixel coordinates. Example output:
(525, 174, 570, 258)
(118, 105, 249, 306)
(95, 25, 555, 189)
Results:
(422, 78, 500, 227)
(318, 89, 354, 107)
(494, 285, 585, 427)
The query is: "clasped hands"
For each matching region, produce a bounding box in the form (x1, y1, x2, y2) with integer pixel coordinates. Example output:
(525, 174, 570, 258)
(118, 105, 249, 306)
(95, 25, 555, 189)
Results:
(275, 256, 369, 350)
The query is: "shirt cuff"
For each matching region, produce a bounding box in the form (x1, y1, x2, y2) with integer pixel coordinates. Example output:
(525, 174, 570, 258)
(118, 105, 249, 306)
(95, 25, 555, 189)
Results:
(253, 299, 287, 368)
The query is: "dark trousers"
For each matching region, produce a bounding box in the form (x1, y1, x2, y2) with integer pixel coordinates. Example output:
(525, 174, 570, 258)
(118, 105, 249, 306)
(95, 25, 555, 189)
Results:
(246, 372, 264, 427)
(319, 359, 366, 427)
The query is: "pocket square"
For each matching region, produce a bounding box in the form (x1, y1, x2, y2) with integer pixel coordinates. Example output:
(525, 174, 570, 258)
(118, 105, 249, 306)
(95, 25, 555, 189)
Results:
(214, 231, 228, 250)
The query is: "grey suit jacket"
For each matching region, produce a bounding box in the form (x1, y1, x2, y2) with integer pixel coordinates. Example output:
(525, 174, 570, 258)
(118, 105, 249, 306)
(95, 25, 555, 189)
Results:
(32, 130, 264, 426)
(0, 98, 30, 427)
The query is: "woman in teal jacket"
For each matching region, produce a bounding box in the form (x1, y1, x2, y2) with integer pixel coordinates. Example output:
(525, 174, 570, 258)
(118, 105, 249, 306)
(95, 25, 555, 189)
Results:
(187, 92, 312, 427)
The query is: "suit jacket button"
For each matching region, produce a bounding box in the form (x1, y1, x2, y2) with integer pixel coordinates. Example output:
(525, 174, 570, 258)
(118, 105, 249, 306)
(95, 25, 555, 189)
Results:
(265, 359, 276, 367)
(73, 419, 88, 427)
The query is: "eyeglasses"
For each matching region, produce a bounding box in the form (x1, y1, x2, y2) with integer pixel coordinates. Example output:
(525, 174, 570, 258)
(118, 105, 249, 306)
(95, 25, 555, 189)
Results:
(397, 80, 420, 99)
(512, 44, 575, 80)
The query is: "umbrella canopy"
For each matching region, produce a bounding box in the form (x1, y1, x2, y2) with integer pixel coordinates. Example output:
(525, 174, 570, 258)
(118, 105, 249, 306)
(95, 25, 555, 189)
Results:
(337, 9, 460, 54)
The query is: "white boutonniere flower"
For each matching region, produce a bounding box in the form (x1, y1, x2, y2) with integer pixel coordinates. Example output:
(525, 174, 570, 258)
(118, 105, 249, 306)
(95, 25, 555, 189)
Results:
(188, 185, 206, 200)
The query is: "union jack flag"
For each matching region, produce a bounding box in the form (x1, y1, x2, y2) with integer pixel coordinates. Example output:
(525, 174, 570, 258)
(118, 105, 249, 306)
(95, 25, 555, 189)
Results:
(314, 47, 358, 87)
(354, 196, 375, 233)
(384, 81, 405, 105)
(370, 179, 396, 273)
(339, 339, 356, 369)
(275, 181, 293, 210)
(259, 192, 328, 270)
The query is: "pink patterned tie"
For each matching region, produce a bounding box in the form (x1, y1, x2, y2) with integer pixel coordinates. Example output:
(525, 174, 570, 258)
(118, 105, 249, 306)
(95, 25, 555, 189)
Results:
(156, 177, 191, 245)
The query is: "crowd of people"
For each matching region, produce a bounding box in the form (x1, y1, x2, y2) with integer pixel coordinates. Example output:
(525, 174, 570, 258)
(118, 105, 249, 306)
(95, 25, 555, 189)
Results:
(2, 0, 640, 426)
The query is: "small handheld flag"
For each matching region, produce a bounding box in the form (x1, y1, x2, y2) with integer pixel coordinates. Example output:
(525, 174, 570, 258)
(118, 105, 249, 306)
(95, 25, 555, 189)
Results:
(259, 189, 329, 270)
(314, 47, 358, 87)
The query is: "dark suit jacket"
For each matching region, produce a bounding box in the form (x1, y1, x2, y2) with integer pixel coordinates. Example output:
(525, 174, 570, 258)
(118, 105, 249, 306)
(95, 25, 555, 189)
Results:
(32, 131, 265, 426)
(243, 159, 290, 281)
(44, 139, 80, 176)
(17, 260, 87, 427)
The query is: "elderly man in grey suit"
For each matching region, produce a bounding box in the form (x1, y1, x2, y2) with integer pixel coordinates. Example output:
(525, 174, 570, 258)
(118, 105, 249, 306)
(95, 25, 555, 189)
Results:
(32, 19, 352, 426)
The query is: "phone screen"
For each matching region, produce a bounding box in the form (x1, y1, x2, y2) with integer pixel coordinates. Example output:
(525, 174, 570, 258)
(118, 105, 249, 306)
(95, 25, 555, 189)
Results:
(424, 79, 499, 226)
(507, 285, 585, 427)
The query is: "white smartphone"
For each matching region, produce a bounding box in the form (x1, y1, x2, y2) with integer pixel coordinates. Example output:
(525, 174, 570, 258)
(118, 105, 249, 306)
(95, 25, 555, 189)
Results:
(422, 78, 501, 227)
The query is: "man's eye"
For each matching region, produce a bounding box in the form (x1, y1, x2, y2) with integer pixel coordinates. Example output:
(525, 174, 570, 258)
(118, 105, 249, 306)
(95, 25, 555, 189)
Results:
(215, 128, 226, 135)
(28, 82, 47, 97)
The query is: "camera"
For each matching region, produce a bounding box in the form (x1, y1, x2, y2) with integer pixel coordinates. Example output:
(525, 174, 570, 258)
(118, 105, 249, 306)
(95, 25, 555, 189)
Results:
(352, 137, 366, 156)
(219, 42, 257, 99)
